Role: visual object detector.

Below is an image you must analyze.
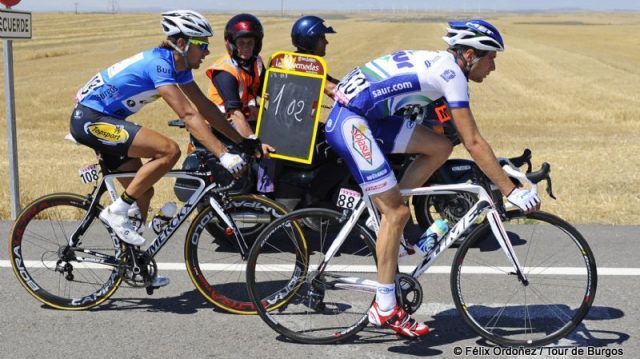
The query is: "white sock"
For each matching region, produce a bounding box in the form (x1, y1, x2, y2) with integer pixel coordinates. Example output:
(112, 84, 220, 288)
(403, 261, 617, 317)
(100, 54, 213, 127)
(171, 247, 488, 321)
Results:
(375, 283, 397, 312)
(109, 198, 131, 215)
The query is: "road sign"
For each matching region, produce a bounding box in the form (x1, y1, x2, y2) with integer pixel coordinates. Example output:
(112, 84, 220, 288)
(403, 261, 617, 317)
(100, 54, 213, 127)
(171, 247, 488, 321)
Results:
(0, 8, 31, 39)
(0, 0, 21, 7)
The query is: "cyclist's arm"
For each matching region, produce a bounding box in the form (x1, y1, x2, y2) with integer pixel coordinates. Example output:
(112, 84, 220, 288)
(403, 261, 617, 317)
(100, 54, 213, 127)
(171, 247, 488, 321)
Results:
(324, 74, 339, 99)
(450, 107, 516, 196)
(178, 81, 244, 144)
(157, 84, 228, 157)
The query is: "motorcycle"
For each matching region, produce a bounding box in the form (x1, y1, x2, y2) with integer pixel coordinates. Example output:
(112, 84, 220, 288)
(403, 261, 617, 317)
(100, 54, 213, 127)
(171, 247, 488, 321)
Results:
(168, 98, 555, 236)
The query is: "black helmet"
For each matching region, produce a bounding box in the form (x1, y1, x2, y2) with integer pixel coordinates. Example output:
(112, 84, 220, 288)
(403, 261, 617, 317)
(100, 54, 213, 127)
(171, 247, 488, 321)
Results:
(224, 13, 264, 59)
(291, 15, 335, 53)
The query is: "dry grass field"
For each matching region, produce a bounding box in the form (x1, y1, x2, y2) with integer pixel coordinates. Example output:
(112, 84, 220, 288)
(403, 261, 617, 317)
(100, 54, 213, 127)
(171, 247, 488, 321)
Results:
(0, 12, 639, 223)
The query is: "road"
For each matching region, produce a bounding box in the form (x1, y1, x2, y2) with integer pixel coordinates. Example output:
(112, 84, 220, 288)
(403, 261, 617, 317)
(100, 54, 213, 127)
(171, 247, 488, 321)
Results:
(0, 221, 636, 359)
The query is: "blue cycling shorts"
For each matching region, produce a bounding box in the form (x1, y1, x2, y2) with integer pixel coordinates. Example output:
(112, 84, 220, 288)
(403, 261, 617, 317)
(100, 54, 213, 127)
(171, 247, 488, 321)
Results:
(69, 104, 141, 170)
(324, 104, 417, 195)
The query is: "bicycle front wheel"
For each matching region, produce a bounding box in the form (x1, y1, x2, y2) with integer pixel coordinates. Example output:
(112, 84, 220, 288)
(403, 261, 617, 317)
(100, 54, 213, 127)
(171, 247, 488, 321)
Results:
(185, 194, 288, 314)
(9, 193, 123, 310)
(246, 208, 378, 344)
(451, 211, 597, 347)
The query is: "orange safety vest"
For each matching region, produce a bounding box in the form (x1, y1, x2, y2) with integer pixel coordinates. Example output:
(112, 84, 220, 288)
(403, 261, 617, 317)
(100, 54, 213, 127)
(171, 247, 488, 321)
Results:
(205, 54, 264, 112)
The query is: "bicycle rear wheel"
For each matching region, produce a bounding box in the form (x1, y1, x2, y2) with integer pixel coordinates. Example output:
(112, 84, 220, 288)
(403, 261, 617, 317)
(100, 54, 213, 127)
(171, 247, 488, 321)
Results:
(451, 211, 597, 347)
(185, 194, 288, 314)
(246, 208, 377, 344)
(9, 193, 123, 310)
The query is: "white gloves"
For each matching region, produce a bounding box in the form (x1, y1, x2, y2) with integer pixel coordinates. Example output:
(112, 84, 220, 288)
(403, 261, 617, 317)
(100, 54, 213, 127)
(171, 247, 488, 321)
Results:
(507, 187, 540, 212)
(219, 152, 246, 175)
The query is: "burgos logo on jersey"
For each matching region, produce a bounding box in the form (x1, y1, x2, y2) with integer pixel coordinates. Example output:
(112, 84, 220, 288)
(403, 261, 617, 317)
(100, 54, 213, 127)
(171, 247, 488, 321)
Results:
(85, 122, 129, 145)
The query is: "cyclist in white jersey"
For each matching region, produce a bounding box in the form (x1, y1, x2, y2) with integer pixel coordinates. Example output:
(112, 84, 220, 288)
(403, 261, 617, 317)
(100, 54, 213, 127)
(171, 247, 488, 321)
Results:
(325, 19, 541, 338)
(69, 11, 260, 288)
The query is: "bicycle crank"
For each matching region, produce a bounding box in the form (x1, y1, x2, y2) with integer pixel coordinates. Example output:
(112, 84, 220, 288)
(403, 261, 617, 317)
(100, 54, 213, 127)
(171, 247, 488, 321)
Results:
(395, 273, 423, 314)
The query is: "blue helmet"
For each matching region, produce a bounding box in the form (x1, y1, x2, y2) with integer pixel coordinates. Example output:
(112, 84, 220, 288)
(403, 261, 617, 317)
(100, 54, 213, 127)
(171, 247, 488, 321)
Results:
(443, 19, 504, 52)
(291, 16, 336, 52)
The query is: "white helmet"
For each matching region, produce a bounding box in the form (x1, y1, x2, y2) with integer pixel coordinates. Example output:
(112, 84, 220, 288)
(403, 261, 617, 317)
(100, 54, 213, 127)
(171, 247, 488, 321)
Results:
(443, 19, 504, 52)
(161, 10, 213, 37)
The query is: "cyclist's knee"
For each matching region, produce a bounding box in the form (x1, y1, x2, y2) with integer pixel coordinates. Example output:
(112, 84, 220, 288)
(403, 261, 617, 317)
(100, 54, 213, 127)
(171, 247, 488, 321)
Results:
(382, 204, 410, 226)
(158, 140, 181, 164)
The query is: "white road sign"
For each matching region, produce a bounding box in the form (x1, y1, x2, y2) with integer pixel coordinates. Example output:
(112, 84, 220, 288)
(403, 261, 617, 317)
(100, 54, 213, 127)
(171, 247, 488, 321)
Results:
(0, 9, 31, 39)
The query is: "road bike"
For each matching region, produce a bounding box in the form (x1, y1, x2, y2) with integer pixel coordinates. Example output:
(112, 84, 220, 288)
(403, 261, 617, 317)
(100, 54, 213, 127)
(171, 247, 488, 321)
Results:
(245, 156, 597, 346)
(9, 149, 287, 314)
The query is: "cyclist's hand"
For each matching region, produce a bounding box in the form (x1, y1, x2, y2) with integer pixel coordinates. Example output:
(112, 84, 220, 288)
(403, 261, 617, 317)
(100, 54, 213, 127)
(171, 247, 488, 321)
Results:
(220, 152, 246, 177)
(240, 137, 264, 158)
(507, 187, 541, 212)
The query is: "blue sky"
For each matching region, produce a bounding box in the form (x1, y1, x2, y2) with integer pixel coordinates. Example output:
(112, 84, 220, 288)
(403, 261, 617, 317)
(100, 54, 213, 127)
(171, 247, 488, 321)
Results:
(12, 0, 640, 12)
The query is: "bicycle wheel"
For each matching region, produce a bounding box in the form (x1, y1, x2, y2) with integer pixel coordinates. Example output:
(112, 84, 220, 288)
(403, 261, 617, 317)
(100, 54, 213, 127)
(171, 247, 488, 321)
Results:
(246, 208, 378, 344)
(185, 194, 288, 314)
(9, 193, 123, 310)
(451, 211, 597, 347)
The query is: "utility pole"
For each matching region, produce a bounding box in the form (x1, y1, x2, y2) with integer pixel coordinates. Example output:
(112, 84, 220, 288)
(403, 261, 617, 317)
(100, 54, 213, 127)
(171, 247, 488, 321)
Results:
(74, 2, 78, 14)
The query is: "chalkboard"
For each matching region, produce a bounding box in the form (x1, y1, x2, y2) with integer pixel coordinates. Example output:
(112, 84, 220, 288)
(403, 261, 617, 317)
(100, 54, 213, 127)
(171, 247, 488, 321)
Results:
(256, 52, 327, 164)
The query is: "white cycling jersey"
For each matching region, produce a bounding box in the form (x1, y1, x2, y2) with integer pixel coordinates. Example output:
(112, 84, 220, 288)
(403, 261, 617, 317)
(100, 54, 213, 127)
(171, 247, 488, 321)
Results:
(334, 50, 470, 119)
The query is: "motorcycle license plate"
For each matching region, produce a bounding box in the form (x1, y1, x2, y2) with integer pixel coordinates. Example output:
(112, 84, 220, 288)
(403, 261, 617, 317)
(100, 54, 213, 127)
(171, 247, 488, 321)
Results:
(79, 164, 99, 184)
(336, 188, 361, 209)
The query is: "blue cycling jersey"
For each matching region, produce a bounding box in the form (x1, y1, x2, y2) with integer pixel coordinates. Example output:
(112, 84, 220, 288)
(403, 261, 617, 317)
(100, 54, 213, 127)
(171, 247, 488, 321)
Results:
(76, 48, 193, 119)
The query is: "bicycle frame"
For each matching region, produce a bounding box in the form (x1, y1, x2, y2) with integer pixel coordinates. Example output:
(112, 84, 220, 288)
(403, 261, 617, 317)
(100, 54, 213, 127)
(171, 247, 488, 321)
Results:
(67, 168, 249, 264)
(317, 178, 531, 292)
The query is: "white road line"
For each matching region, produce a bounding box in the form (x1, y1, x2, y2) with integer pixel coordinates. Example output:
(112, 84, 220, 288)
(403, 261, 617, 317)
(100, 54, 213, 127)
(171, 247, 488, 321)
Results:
(1, 260, 638, 275)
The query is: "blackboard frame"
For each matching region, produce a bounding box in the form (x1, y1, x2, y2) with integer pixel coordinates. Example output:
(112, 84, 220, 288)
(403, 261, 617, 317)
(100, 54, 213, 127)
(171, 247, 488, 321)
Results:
(256, 51, 327, 164)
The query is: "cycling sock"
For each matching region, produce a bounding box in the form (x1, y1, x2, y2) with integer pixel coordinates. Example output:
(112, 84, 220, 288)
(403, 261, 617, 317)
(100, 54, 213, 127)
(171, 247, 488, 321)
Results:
(121, 191, 137, 205)
(375, 283, 397, 312)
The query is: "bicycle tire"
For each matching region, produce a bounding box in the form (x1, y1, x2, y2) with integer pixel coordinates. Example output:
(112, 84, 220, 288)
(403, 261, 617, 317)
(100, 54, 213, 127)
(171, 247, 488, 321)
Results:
(9, 193, 123, 310)
(246, 208, 378, 344)
(450, 211, 597, 347)
(185, 194, 288, 314)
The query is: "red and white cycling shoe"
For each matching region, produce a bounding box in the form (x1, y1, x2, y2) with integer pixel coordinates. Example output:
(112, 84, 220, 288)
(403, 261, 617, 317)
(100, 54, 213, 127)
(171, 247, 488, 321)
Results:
(368, 302, 430, 338)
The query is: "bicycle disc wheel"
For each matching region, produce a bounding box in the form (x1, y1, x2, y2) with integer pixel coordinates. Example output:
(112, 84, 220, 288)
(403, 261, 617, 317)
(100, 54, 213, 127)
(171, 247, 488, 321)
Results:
(185, 194, 287, 314)
(9, 193, 123, 310)
(451, 211, 597, 347)
(246, 208, 378, 344)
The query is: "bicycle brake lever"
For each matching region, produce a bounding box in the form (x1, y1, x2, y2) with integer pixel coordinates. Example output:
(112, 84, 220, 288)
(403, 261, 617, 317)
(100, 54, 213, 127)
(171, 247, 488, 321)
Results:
(546, 177, 557, 200)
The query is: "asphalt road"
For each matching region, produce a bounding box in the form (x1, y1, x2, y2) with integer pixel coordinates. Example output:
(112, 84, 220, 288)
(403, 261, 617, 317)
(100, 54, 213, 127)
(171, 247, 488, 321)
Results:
(0, 221, 637, 359)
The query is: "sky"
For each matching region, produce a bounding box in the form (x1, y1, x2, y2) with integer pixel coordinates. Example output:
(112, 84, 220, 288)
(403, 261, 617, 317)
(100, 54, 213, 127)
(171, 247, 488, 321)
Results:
(8, 0, 640, 13)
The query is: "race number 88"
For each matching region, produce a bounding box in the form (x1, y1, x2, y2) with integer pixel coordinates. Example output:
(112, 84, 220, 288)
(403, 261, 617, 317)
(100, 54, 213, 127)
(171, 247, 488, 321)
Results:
(337, 194, 357, 209)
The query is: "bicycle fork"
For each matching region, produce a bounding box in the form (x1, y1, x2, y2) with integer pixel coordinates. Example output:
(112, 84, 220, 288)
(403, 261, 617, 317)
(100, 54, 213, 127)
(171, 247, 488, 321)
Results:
(486, 209, 529, 285)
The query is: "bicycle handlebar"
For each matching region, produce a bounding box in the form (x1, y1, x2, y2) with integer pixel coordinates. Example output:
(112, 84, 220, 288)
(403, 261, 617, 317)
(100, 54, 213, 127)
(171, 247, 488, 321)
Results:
(502, 161, 556, 200)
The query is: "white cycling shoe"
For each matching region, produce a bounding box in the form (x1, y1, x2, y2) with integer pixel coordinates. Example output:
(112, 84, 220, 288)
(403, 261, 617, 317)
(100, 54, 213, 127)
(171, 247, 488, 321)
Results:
(99, 207, 146, 246)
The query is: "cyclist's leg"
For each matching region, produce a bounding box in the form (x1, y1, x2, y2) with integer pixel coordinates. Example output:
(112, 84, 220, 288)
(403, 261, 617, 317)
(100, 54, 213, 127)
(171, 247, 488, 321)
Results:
(325, 106, 428, 337)
(114, 158, 154, 222)
(124, 127, 180, 199)
(376, 119, 452, 189)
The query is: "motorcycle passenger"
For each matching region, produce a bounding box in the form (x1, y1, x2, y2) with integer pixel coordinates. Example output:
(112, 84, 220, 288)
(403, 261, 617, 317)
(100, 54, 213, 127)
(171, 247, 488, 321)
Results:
(69, 10, 254, 288)
(289, 15, 350, 208)
(291, 15, 339, 97)
(324, 19, 541, 338)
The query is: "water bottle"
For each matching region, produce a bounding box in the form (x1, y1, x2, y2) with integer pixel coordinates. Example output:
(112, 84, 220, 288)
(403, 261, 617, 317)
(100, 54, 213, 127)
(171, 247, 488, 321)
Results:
(414, 219, 449, 256)
(150, 202, 177, 235)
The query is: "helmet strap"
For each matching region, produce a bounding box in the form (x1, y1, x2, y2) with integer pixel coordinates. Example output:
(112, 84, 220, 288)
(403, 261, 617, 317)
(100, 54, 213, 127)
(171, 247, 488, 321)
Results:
(167, 37, 191, 70)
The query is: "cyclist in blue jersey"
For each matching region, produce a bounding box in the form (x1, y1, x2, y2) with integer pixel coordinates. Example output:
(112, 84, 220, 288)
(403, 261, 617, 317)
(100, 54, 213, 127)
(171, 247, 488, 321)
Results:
(69, 10, 259, 288)
(325, 19, 540, 338)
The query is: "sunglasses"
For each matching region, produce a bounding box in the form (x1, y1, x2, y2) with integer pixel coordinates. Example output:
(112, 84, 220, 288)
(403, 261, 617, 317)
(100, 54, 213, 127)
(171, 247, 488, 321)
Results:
(189, 39, 209, 52)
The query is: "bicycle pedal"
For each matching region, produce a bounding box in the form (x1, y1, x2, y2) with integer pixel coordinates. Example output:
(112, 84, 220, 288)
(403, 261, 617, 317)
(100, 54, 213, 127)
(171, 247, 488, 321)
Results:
(145, 286, 155, 295)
